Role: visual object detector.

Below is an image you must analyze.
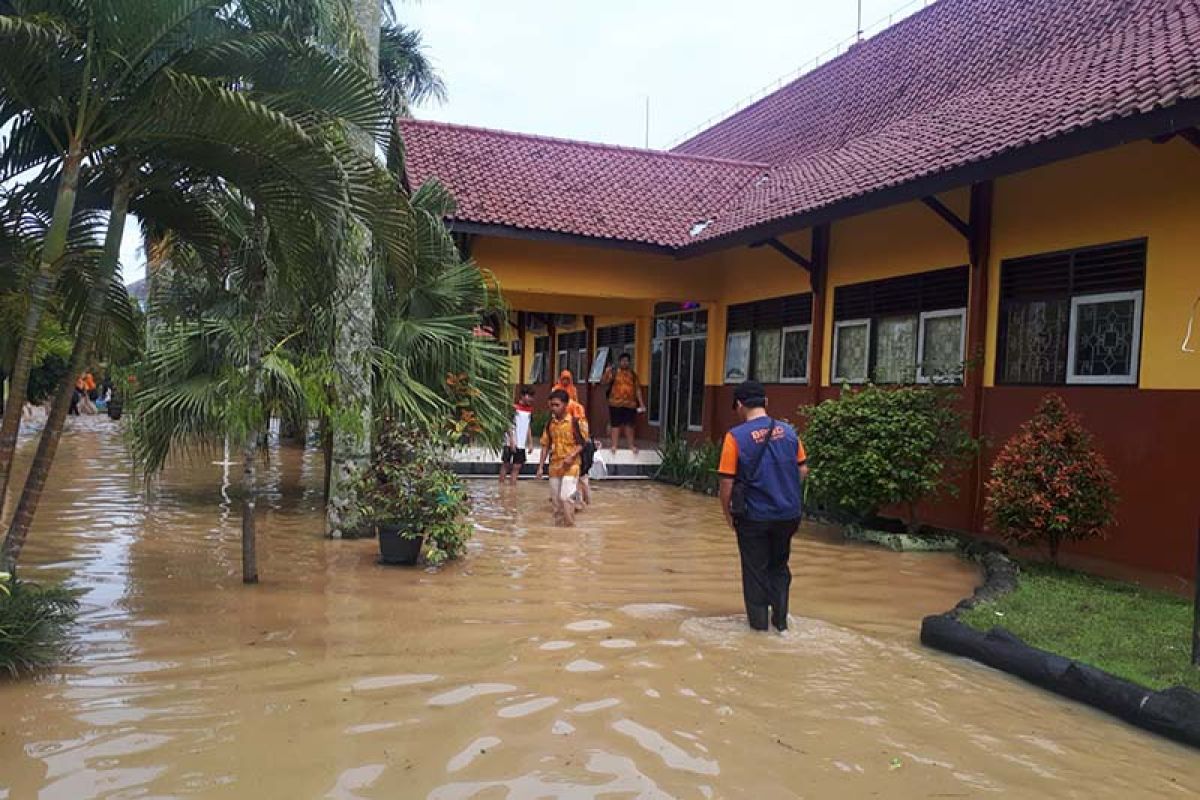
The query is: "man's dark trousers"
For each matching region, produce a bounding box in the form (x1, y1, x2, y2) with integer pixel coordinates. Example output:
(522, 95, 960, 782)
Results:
(734, 517, 800, 631)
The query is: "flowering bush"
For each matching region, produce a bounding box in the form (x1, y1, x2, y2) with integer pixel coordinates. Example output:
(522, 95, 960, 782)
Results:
(354, 422, 472, 566)
(985, 394, 1117, 563)
(445, 372, 483, 438)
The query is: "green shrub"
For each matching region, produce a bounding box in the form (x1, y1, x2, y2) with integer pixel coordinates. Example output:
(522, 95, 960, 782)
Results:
(802, 385, 978, 531)
(0, 573, 79, 677)
(354, 423, 473, 566)
(26, 353, 70, 405)
(655, 432, 719, 496)
(985, 394, 1117, 563)
(530, 409, 550, 439)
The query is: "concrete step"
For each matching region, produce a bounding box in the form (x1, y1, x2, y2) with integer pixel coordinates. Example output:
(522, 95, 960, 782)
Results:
(451, 444, 660, 479)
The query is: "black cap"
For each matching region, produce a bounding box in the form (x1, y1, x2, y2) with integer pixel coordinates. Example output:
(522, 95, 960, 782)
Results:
(733, 380, 767, 408)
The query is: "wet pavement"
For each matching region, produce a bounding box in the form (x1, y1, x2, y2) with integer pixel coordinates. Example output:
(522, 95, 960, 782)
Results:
(0, 419, 1197, 798)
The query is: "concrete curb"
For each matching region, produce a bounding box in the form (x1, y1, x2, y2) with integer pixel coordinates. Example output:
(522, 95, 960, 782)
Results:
(921, 551, 1200, 749)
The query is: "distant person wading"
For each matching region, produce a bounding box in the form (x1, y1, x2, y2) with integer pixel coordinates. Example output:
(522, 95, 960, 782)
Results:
(718, 381, 809, 632)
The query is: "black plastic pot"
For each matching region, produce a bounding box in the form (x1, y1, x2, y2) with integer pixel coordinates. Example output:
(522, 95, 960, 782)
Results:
(377, 523, 423, 565)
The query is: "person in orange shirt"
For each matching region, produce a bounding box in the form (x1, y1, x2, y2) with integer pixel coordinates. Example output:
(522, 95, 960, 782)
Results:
(554, 369, 592, 505)
(601, 352, 645, 455)
(536, 389, 589, 526)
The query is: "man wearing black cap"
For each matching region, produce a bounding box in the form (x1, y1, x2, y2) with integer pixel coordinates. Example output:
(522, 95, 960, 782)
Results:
(717, 380, 809, 632)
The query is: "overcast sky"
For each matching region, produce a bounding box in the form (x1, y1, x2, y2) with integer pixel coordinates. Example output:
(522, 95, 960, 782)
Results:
(121, 0, 928, 283)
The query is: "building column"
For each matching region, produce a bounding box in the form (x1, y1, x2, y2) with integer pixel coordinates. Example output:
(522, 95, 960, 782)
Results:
(966, 181, 995, 532)
(516, 312, 527, 386)
(809, 224, 831, 407)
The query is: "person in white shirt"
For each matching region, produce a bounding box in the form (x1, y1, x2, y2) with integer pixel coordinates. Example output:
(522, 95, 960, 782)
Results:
(500, 386, 535, 484)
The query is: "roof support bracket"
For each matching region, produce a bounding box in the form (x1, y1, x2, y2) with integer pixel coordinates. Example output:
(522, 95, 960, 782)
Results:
(751, 237, 813, 272)
(1181, 128, 1200, 153)
(921, 195, 971, 240)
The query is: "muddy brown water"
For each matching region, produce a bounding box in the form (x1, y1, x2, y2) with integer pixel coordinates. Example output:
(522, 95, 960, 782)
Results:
(0, 420, 1196, 799)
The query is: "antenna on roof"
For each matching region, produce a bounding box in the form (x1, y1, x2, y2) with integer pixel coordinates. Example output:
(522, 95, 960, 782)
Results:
(644, 96, 651, 149)
(857, 0, 864, 41)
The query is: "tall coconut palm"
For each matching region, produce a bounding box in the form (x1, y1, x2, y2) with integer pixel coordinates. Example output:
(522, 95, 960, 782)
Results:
(324, 0, 385, 540)
(378, 22, 446, 117)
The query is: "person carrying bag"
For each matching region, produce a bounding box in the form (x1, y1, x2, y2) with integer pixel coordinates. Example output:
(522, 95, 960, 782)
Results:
(717, 381, 810, 632)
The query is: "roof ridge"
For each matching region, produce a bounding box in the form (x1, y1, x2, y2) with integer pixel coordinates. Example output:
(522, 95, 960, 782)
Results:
(399, 117, 771, 170)
(672, 0, 950, 154)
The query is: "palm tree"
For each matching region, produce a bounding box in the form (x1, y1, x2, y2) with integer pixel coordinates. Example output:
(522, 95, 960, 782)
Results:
(0, 0, 224, 518)
(378, 22, 447, 117)
(324, 0, 386, 540)
(0, 0, 394, 572)
(373, 179, 510, 442)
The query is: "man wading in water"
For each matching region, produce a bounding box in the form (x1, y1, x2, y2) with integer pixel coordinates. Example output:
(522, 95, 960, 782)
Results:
(536, 389, 589, 526)
(718, 381, 809, 632)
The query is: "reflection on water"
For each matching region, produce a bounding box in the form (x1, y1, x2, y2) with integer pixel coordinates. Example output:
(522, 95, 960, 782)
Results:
(0, 421, 1197, 798)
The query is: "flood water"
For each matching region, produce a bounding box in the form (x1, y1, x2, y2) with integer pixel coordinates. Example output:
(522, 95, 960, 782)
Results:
(1, 420, 1197, 799)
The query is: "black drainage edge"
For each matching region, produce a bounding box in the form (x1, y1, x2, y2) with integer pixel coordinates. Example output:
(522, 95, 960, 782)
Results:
(921, 556, 1200, 750)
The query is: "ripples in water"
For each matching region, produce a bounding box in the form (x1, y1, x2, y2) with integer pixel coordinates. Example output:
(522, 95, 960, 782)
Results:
(1, 425, 1197, 798)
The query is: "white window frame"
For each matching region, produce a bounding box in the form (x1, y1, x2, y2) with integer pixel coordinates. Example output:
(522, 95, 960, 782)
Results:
(528, 352, 546, 384)
(588, 346, 610, 383)
(723, 330, 752, 384)
(916, 308, 967, 384)
(832, 319, 872, 384)
(1066, 290, 1143, 385)
(778, 325, 812, 384)
(685, 335, 707, 432)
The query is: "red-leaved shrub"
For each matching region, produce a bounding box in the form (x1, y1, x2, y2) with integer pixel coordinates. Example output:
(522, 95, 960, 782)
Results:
(985, 394, 1117, 563)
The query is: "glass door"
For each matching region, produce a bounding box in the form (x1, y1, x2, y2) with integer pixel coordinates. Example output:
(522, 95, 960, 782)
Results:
(650, 309, 708, 438)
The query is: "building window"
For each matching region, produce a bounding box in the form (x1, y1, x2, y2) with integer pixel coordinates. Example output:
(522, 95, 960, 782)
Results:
(998, 239, 1146, 386)
(529, 335, 550, 384)
(592, 323, 636, 381)
(725, 294, 812, 384)
(724, 331, 751, 383)
(779, 325, 811, 383)
(1067, 291, 1143, 384)
(873, 315, 918, 384)
(556, 331, 587, 380)
(833, 266, 968, 385)
(918, 309, 967, 384)
(832, 319, 871, 384)
(752, 329, 781, 383)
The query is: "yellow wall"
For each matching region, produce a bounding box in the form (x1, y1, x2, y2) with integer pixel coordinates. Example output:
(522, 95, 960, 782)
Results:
(478, 139, 1200, 395)
(472, 236, 726, 302)
(818, 188, 973, 384)
(987, 138, 1200, 389)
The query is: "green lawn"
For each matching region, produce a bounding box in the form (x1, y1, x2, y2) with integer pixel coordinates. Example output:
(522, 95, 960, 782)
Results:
(960, 564, 1200, 693)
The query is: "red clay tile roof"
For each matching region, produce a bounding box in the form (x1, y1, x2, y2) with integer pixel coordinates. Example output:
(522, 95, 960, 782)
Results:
(399, 119, 766, 248)
(401, 0, 1200, 252)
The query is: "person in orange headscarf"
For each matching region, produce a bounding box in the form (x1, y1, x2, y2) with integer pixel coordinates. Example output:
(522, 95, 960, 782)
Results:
(555, 370, 584, 417)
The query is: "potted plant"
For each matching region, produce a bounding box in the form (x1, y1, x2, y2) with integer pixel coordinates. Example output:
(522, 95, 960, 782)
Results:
(355, 423, 473, 566)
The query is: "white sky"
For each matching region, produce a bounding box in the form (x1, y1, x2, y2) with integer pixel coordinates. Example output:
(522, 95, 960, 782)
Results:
(120, 0, 929, 284)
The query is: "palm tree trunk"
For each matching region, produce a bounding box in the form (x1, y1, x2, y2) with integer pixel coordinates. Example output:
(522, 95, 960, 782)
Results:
(240, 211, 269, 583)
(0, 147, 85, 525)
(1, 169, 130, 572)
(241, 427, 260, 584)
(326, 0, 383, 539)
